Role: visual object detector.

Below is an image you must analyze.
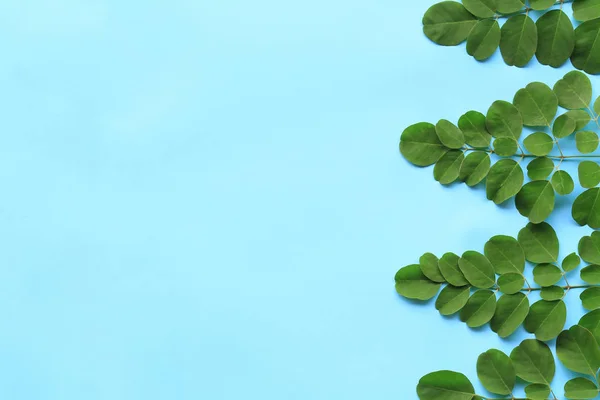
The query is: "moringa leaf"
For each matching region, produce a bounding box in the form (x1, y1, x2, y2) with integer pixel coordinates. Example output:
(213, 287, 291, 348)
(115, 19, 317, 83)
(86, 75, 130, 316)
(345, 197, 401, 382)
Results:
(576, 130, 600, 154)
(524, 299, 567, 341)
(515, 180, 555, 223)
(551, 170, 575, 196)
(496, 0, 524, 14)
(523, 132, 554, 156)
(476, 349, 516, 395)
(458, 251, 495, 289)
(467, 19, 501, 61)
(417, 370, 475, 400)
(581, 287, 600, 310)
(500, 15, 538, 67)
(484, 235, 525, 274)
(458, 111, 492, 148)
(433, 150, 464, 185)
(579, 234, 600, 264)
(533, 263, 563, 287)
(420, 252, 445, 283)
(582, 265, 600, 284)
(574, 0, 600, 22)
(578, 161, 600, 188)
(463, 0, 497, 18)
(540, 286, 565, 301)
(492, 137, 517, 157)
(460, 289, 497, 328)
(565, 109, 592, 130)
(435, 285, 471, 315)
(536, 10, 574, 68)
(572, 19, 600, 75)
(524, 383, 550, 400)
(562, 252, 582, 272)
(529, 0, 555, 9)
(527, 157, 554, 180)
(553, 71, 592, 110)
(497, 273, 524, 294)
(490, 293, 530, 338)
(459, 151, 490, 187)
(564, 377, 599, 399)
(513, 82, 558, 127)
(487, 159, 524, 204)
(438, 252, 469, 287)
(573, 188, 600, 228)
(557, 325, 600, 376)
(579, 309, 600, 345)
(553, 113, 577, 138)
(518, 222, 559, 263)
(436, 119, 465, 149)
(510, 339, 555, 384)
(400, 122, 449, 167)
(395, 265, 441, 300)
(486, 100, 523, 140)
(422, 2, 478, 46)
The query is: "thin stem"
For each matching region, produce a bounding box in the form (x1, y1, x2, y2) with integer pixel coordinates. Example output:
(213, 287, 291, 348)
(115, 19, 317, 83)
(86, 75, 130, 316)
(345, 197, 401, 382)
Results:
(524, 284, 593, 292)
(462, 147, 600, 160)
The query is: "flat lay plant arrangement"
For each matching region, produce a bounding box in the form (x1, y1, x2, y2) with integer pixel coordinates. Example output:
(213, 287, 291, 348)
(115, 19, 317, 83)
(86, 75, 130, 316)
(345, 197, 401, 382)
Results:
(423, 0, 600, 73)
(396, 224, 600, 399)
(400, 71, 600, 227)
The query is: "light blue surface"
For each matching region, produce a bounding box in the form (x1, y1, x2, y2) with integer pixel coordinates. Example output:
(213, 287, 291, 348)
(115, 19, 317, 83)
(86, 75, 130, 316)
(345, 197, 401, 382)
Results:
(0, 1, 596, 399)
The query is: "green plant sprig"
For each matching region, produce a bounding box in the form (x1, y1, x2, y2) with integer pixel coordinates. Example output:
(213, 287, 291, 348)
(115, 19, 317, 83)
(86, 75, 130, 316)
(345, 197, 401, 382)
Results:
(422, 0, 600, 73)
(400, 70, 600, 227)
(396, 222, 600, 341)
(416, 328, 600, 400)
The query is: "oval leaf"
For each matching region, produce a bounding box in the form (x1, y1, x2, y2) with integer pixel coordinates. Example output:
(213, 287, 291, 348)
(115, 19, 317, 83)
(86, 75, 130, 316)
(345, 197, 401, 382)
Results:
(536, 10, 574, 68)
(523, 132, 554, 156)
(524, 299, 567, 341)
(484, 235, 525, 274)
(572, 19, 600, 75)
(422, 2, 478, 46)
(436, 119, 465, 149)
(400, 122, 449, 167)
(578, 161, 600, 188)
(517, 222, 559, 263)
(433, 150, 464, 185)
(557, 325, 600, 376)
(490, 293, 530, 338)
(458, 251, 495, 289)
(515, 180, 555, 223)
(573, 188, 600, 228)
(459, 151, 491, 187)
(486, 100, 523, 140)
(476, 349, 516, 395)
(438, 252, 469, 287)
(551, 170, 574, 195)
(458, 111, 492, 148)
(553, 71, 592, 110)
(513, 82, 558, 126)
(486, 159, 524, 204)
(459, 289, 497, 328)
(395, 265, 441, 300)
(417, 370, 475, 400)
(510, 339, 555, 384)
(467, 19, 501, 61)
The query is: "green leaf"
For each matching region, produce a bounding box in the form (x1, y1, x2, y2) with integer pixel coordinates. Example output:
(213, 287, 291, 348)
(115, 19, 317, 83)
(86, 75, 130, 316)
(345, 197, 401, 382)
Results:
(459, 151, 490, 187)
(486, 159, 524, 204)
(438, 252, 469, 287)
(540, 286, 565, 301)
(476, 349, 516, 395)
(564, 377, 599, 399)
(460, 289, 497, 328)
(467, 19, 501, 61)
(419, 252, 445, 283)
(436, 119, 465, 149)
(529, 0, 555, 9)
(524, 299, 567, 341)
(563, 252, 582, 272)
(551, 170, 575, 196)
(524, 383, 550, 400)
(515, 180, 555, 223)
(497, 273, 525, 294)
(527, 157, 554, 180)
(433, 150, 464, 185)
(572, 19, 600, 75)
(400, 122, 449, 167)
(513, 82, 558, 126)
(484, 235, 525, 274)
(458, 251, 495, 289)
(417, 370, 475, 400)
(579, 234, 600, 264)
(553, 71, 592, 110)
(496, 0, 524, 13)
(490, 293, 530, 338)
(576, 130, 600, 154)
(574, 0, 600, 22)
(536, 9, 575, 68)
(492, 137, 517, 157)
(581, 287, 600, 310)
(486, 100, 523, 140)
(510, 339, 555, 384)
(565, 109, 592, 130)
(500, 15, 538, 67)
(553, 113, 577, 138)
(557, 325, 600, 376)
(395, 265, 441, 300)
(422, 2, 478, 46)
(435, 285, 470, 315)
(523, 132, 554, 156)
(533, 263, 563, 287)
(573, 188, 600, 228)
(518, 222, 559, 263)
(595, 95, 600, 115)
(579, 309, 600, 345)
(463, 0, 497, 18)
(582, 264, 600, 284)
(578, 161, 600, 188)
(458, 111, 492, 148)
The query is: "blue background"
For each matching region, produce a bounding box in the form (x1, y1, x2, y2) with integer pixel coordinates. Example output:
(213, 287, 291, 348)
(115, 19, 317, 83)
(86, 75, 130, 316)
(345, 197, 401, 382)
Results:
(0, 1, 596, 399)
